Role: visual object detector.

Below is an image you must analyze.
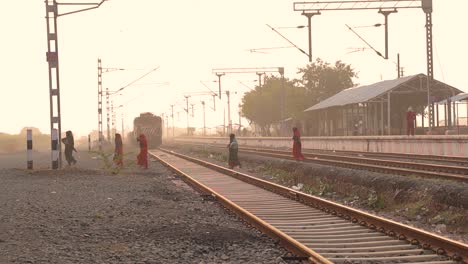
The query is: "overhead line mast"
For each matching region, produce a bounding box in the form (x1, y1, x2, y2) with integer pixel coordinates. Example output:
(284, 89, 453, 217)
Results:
(45, 0, 107, 169)
(293, 0, 435, 129)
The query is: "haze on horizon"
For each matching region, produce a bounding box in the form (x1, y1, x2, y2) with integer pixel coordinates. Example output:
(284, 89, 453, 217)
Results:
(1, 0, 467, 138)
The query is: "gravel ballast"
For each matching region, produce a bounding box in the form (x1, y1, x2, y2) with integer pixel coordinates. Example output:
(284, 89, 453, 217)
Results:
(0, 150, 289, 264)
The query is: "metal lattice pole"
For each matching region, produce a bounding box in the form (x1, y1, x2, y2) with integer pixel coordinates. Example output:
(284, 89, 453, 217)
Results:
(97, 58, 103, 150)
(45, 0, 62, 169)
(45, 0, 106, 168)
(423, 1, 434, 129)
(106, 88, 111, 141)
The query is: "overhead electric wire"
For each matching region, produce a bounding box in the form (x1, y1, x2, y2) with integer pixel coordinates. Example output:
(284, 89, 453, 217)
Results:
(345, 24, 384, 59)
(266, 24, 309, 57)
(117, 66, 160, 92)
(199, 81, 218, 96)
(247, 46, 295, 54)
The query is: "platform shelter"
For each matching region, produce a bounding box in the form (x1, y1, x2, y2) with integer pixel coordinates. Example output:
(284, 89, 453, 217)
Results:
(303, 74, 464, 136)
(436, 93, 468, 134)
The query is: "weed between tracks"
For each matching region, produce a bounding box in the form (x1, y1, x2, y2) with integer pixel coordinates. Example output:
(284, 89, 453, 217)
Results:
(90, 149, 138, 174)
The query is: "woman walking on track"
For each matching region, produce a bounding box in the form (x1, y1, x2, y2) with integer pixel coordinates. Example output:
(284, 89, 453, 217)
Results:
(292, 127, 305, 161)
(227, 133, 241, 169)
(113, 133, 123, 167)
(62, 130, 77, 166)
(137, 133, 148, 169)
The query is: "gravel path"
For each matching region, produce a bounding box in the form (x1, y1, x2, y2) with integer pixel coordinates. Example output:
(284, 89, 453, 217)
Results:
(0, 150, 288, 264)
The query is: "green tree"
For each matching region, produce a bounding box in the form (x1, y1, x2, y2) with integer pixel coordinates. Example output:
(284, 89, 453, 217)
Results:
(241, 75, 306, 135)
(240, 59, 357, 136)
(296, 58, 357, 105)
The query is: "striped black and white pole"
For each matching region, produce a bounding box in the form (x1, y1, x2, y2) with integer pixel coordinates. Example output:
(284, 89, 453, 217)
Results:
(51, 128, 59, 169)
(27, 129, 33, 170)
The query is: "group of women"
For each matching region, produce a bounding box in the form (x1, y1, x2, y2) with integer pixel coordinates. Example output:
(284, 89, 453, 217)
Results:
(113, 133, 149, 169)
(61, 131, 149, 169)
(62, 126, 304, 170)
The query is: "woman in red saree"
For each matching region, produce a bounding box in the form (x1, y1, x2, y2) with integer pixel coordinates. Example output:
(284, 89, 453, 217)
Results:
(136, 133, 148, 169)
(113, 133, 123, 167)
(292, 127, 305, 161)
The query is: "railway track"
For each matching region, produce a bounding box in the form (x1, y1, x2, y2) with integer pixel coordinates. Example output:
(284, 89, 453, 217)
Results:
(150, 148, 468, 264)
(172, 142, 468, 182)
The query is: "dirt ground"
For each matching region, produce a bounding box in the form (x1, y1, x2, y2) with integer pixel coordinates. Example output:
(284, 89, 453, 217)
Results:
(0, 148, 289, 264)
(164, 143, 468, 245)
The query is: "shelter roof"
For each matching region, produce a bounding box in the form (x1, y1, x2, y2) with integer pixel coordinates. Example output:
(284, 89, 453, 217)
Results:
(304, 74, 461, 112)
(437, 93, 468, 104)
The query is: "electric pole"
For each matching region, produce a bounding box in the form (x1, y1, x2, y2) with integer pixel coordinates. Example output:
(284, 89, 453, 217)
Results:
(185, 96, 190, 135)
(302, 12, 321, 62)
(202, 101, 206, 136)
(226, 91, 231, 135)
(45, 0, 107, 169)
(238, 103, 242, 135)
(256, 72, 264, 86)
(170, 104, 175, 137)
(106, 88, 110, 142)
(216, 73, 225, 99)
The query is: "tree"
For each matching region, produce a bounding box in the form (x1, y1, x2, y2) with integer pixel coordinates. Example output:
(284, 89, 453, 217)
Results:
(240, 59, 357, 136)
(241, 75, 306, 136)
(296, 58, 357, 105)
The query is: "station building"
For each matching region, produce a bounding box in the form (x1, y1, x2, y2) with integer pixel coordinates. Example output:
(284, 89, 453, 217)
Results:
(301, 73, 467, 136)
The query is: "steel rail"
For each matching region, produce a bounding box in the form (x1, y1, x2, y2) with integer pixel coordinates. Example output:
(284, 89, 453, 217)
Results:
(151, 150, 332, 263)
(245, 149, 468, 177)
(151, 148, 468, 263)
(172, 142, 468, 182)
(175, 140, 468, 164)
(302, 148, 468, 164)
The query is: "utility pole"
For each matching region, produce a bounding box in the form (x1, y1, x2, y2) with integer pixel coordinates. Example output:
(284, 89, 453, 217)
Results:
(185, 96, 190, 135)
(212, 67, 286, 132)
(216, 73, 225, 99)
(212, 94, 217, 111)
(201, 101, 206, 136)
(302, 12, 321, 62)
(256, 72, 264, 86)
(166, 115, 169, 139)
(191, 104, 195, 117)
(378, 9, 398, 59)
(279, 67, 285, 121)
(111, 100, 114, 141)
(97, 58, 125, 151)
(423, 0, 434, 130)
(226, 91, 231, 135)
(170, 104, 175, 137)
(45, 0, 107, 169)
(397, 53, 400, 78)
(106, 88, 110, 141)
(238, 103, 242, 135)
(97, 59, 103, 150)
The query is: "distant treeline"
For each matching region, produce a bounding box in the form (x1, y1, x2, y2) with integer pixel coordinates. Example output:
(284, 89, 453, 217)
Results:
(0, 128, 50, 153)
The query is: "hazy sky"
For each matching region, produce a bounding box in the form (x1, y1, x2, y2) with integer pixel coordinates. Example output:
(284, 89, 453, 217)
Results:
(1, 0, 467, 138)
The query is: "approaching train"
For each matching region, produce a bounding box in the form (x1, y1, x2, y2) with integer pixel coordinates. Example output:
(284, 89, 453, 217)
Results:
(131, 112, 162, 148)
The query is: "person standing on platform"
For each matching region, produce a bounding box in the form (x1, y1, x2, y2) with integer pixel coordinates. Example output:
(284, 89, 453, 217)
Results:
(113, 133, 123, 167)
(292, 127, 305, 161)
(136, 133, 148, 169)
(406, 107, 416, 136)
(227, 133, 241, 169)
(62, 130, 77, 166)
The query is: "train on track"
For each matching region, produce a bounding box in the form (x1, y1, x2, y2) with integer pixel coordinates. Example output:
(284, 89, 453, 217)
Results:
(131, 112, 162, 148)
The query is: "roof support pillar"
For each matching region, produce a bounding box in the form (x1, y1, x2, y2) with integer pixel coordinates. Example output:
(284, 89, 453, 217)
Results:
(387, 92, 391, 135)
(380, 100, 384, 135)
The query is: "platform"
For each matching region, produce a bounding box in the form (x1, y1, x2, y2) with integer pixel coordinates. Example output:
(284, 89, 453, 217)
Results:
(172, 135, 468, 157)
